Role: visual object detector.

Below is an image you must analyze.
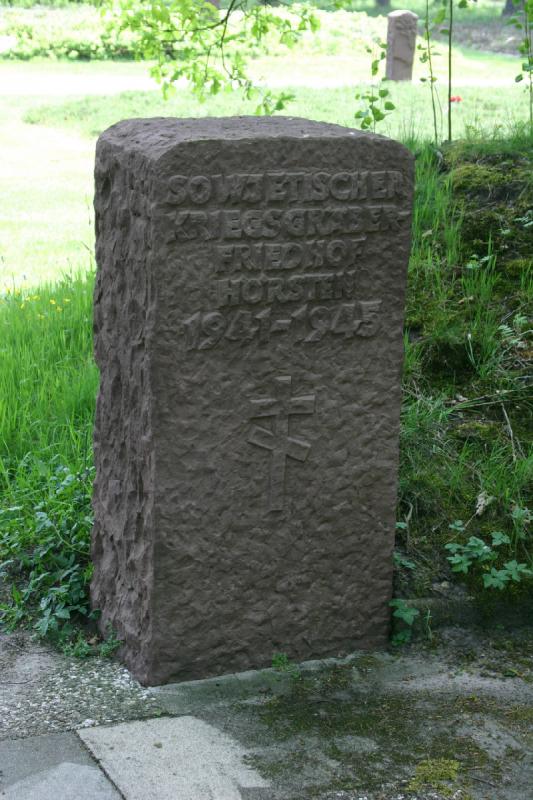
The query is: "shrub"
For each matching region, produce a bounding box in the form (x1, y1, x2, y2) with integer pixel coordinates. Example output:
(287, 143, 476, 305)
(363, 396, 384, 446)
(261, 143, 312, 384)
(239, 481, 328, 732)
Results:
(0, 7, 137, 60)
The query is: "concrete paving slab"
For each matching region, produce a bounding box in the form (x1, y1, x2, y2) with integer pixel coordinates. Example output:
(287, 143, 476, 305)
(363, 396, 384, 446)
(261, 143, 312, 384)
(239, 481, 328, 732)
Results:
(0, 732, 120, 799)
(1, 763, 120, 800)
(79, 716, 270, 800)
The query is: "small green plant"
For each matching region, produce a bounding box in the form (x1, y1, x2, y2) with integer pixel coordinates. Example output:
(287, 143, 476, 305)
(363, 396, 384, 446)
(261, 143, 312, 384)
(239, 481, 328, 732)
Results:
(390, 598, 420, 646)
(60, 630, 93, 658)
(0, 464, 95, 638)
(271, 652, 301, 679)
(508, 0, 533, 135)
(393, 551, 416, 571)
(445, 518, 533, 590)
(418, 0, 443, 145)
(60, 625, 122, 659)
(98, 626, 122, 658)
(443, 0, 470, 141)
(355, 38, 395, 132)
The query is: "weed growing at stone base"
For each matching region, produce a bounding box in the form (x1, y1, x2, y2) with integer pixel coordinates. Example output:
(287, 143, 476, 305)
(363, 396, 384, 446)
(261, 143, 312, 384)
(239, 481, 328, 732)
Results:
(0, 273, 98, 643)
(0, 131, 531, 646)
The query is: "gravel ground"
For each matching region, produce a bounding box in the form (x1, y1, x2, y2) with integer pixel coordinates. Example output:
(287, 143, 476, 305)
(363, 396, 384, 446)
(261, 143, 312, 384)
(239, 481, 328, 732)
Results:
(0, 631, 162, 740)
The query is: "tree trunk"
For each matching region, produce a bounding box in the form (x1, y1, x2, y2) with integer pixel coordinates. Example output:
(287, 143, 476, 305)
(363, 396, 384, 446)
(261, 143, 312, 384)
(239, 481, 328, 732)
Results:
(502, 0, 518, 16)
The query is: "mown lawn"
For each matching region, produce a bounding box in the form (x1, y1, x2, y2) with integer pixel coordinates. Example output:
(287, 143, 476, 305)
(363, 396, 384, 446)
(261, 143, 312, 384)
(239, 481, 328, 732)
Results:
(0, 56, 529, 288)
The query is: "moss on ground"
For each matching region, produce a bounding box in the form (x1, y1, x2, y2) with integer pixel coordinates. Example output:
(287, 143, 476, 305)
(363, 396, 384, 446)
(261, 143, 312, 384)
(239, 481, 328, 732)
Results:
(406, 758, 462, 797)
(238, 653, 528, 797)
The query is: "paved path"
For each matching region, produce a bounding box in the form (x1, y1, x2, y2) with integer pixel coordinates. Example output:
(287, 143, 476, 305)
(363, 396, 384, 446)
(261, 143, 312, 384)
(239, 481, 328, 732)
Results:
(1, 628, 532, 799)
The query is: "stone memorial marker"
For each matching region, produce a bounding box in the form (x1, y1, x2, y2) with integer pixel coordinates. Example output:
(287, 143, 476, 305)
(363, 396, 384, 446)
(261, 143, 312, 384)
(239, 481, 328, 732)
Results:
(91, 117, 414, 685)
(386, 10, 418, 81)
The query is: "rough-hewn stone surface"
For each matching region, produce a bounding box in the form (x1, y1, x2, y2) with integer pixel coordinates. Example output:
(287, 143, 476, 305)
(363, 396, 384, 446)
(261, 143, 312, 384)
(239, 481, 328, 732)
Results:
(385, 10, 418, 81)
(92, 117, 414, 685)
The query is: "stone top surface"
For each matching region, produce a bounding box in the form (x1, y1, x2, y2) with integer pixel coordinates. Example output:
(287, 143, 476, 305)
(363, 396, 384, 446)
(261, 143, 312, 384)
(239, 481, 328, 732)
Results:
(97, 116, 395, 159)
(388, 9, 418, 17)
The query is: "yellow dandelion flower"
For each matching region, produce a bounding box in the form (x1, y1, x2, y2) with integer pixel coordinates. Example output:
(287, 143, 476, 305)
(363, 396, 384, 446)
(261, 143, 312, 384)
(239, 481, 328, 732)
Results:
(37, 313, 45, 320)
(63, 298, 71, 303)
(50, 299, 56, 305)
(32, 295, 40, 301)
(56, 306, 63, 312)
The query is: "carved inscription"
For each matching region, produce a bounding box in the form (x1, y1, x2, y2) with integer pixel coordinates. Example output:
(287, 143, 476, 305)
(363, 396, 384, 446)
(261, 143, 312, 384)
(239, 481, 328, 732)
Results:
(184, 301, 381, 350)
(171, 205, 410, 242)
(173, 169, 409, 348)
(248, 376, 316, 512)
(167, 171, 408, 205)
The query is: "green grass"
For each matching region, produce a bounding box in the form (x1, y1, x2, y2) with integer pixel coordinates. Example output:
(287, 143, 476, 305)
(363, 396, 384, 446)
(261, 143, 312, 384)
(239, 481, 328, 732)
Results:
(0, 273, 98, 639)
(25, 80, 527, 142)
(3, 53, 528, 288)
(0, 274, 96, 464)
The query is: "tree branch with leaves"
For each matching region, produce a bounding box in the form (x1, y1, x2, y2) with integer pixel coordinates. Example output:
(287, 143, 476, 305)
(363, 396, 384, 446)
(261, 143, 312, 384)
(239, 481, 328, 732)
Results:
(103, 0, 320, 114)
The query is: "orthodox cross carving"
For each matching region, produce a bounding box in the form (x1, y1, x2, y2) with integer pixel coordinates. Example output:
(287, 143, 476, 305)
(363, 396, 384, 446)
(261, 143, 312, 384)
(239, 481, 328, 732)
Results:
(248, 376, 316, 511)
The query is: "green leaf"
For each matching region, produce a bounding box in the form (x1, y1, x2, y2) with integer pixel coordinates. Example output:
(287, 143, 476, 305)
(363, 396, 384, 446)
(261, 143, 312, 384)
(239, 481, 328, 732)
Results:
(11, 584, 22, 605)
(483, 569, 509, 590)
(503, 561, 532, 582)
(515, 74, 524, 82)
(447, 554, 471, 574)
(490, 531, 511, 547)
(449, 520, 465, 532)
(384, 101, 395, 110)
(390, 599, 420, 625)
(392, 630, 412, 646)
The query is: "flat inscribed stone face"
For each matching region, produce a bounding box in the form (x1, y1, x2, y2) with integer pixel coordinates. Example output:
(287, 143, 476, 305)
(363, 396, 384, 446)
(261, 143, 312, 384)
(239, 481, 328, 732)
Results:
(91, 117, 414, 686)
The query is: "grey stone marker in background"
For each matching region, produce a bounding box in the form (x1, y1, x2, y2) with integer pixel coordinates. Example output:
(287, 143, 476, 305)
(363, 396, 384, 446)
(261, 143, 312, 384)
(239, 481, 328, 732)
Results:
(386, 10, 418, 81)
(92, 117, 414, 685)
